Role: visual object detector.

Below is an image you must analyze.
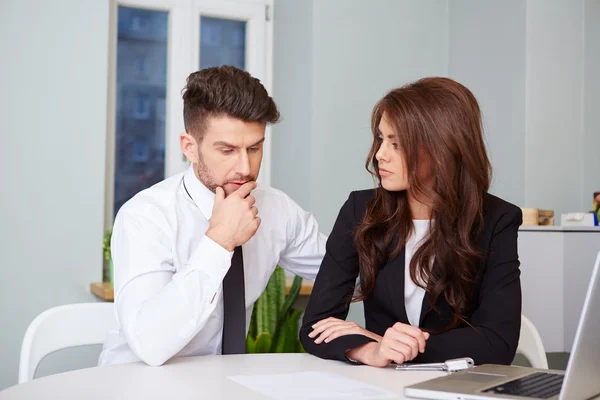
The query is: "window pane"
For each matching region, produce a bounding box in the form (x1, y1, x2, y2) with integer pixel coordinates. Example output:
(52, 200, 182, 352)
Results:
(200, 16, 246, 70)
(114, 6, 168, 216)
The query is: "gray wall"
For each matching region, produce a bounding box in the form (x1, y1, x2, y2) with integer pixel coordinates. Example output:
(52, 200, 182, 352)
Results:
(271, 0, 314, 212)
(273, 0, 449, 233)
(274, 0, 596, 230)
(448, 0, 527, 207)
(0, 0, 109, 390)
(584, 0, 600, 207)
(525, 0, 585, 217)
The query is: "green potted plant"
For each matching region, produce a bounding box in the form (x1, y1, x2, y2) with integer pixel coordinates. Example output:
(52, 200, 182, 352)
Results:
(246, 266, 306, 353)
(103, 228, 113, 285)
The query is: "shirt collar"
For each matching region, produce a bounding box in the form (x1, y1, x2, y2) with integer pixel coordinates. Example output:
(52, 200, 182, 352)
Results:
(183, 165, 215, 220)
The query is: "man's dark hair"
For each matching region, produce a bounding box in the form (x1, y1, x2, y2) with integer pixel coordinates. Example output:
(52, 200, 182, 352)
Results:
(182, 66, 280, 140)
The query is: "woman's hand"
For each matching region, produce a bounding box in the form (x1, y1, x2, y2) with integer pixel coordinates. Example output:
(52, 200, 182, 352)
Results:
(347, 322, 430, 367)
(308, 317, 382, 344)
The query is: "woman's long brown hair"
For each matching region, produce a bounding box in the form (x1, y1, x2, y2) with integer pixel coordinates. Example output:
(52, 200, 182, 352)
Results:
(354, 77, 492, 331)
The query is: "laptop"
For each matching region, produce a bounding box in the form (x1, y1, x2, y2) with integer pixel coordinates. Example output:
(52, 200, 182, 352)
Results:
(404, 250, 600, 400)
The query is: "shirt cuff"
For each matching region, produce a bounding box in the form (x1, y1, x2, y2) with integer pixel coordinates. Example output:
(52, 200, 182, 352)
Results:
(178, 235, 234, 282)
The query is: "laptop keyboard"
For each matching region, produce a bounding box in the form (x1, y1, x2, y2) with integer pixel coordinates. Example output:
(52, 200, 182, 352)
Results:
(482, 372, 564, 399)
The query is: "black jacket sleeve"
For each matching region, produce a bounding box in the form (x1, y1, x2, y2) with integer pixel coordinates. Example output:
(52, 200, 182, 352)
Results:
(299, 192, 374, 361)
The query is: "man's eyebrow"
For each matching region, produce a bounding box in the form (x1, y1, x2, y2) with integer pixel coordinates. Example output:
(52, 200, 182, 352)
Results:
(249, 138, 265, 147)
(213, 141, 237, 148)
(212, 138, 265, 148)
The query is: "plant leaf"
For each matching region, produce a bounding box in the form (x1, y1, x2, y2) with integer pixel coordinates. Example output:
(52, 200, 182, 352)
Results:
(269, 275, 303, 352)
(254, 332, 272, 353)
(283, 309, 303, 353)
(256, 287, 268, 336)
(265, 267, 283, 334)
(275, 266, 286, 315)
(247, 297, 258, 341)
(246, 334, 256, 354)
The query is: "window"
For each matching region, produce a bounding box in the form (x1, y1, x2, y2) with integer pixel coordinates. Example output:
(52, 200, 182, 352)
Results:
(113, 6, 167, 216)
(200, 17, 246, 70)
(105, 0, 272, 227)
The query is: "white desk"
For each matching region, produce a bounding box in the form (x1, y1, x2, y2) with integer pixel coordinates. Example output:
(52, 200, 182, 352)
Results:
(0, 354, 444, 400)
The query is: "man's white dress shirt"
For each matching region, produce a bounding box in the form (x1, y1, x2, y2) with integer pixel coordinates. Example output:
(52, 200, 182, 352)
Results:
(98, 166, 327, 366)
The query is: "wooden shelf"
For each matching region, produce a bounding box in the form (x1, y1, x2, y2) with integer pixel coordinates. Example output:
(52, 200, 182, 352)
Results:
(90, 282, 114, 301)
(90, 281, 313, 302)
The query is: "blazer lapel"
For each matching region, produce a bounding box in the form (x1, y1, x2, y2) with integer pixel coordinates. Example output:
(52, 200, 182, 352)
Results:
(383, 246, 410, 324)
(418, 288, 430, 327)
(418, 260, 454, 330)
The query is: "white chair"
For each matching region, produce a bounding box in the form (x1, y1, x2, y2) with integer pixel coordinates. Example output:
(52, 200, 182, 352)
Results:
(19, 302, 116, 383)
(516, 314, 548, 369)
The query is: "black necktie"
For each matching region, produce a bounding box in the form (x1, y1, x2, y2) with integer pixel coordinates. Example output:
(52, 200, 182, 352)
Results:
(221, 246, 246, 354)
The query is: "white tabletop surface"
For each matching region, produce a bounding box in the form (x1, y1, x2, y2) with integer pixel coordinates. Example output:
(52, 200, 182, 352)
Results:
(0, 354, 445, 400)
(519, 225, 600, 231)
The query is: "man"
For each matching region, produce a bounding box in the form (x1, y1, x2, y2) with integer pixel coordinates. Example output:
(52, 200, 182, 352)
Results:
(99, 66, 326, 366)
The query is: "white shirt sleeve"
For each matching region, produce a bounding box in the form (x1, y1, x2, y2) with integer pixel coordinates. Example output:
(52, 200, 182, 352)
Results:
(112, 208, 233, 366)
(277, 195, 327, 281)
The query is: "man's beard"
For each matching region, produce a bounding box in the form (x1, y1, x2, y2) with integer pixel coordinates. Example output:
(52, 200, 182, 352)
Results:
(195, 155, 257, 196)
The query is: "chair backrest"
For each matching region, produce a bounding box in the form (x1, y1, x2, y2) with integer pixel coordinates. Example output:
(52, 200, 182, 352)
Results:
(19, 302, 116, 383)
(517, 314, 548, 369)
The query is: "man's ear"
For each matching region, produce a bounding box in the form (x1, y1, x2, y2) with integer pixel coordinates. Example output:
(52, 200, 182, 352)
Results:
(180, 132, 199, 163)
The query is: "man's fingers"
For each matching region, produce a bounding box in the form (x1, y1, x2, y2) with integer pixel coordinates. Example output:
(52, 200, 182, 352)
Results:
(234, 181, 257, 198)
(245, 195, 256, 207)
(214, 187, 225, 204)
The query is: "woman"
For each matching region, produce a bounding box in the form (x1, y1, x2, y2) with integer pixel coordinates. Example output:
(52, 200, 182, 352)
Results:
(299, 77, 522, 367)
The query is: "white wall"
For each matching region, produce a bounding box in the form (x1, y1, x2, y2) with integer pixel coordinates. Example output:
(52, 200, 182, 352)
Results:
(448, 0, 527, 207)
(0, 0, 109, 390)
(584, 0, 600, 208)
(525, 0, 585, 217)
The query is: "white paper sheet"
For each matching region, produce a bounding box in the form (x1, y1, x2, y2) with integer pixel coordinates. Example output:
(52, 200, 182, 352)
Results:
(227, 371, 398, 400)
